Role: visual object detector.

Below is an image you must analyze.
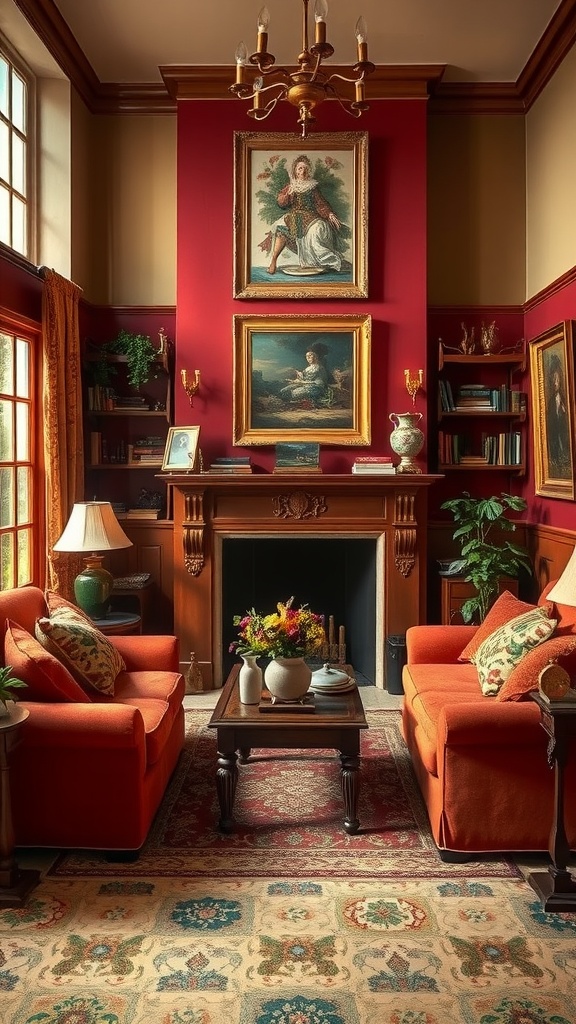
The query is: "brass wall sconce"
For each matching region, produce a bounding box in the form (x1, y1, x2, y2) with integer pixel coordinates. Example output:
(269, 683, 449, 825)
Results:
(404, 369, 424, 405)
(181, 368, 201, 406)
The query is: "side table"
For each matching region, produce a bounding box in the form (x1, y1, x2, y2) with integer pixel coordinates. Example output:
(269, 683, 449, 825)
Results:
(0, 704, 41, 907)
(91, 612, 142, 636)
(528, 691, 576, 912)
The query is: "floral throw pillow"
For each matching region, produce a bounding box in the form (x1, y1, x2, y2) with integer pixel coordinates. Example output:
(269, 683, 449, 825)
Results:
(473, 607, 557, 696)
(496, 635, 576, 702)
(34, 607, 125, 697)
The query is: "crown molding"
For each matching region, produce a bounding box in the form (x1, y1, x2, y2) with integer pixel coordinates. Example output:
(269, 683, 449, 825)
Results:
(11, 0, 576, 116)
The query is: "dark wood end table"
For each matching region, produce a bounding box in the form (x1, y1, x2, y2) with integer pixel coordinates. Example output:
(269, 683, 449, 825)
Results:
(208, 665, 368, 836)
(528, 690, 576, 912)
(0, 705, 41, 907)
(91, 612, 142, 635)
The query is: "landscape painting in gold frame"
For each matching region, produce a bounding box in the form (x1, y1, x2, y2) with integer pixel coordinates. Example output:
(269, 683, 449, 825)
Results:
(233, 131, 368, 299)
(529, 321, 576, 500)
(233, 313, 371, 446)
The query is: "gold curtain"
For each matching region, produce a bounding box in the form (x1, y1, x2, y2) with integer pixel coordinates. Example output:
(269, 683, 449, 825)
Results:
(42, 268, 84, 598)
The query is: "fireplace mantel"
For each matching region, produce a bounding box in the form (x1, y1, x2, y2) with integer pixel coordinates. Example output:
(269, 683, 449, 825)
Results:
(162, 473, 442, 689)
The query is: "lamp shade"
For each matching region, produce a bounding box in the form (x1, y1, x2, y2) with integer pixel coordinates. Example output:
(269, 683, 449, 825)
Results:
(546, 546, 576, 607)
(54, 502, 132, 618)
(54, 502, 132, 553)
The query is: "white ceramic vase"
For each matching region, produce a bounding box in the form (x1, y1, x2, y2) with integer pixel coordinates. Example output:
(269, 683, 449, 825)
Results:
(264, 657, 312, 702)
(238, 655, 263, 704)
(389, 411, 424, 474)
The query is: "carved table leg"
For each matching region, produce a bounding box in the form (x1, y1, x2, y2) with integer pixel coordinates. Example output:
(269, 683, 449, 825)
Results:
(216, 750, 238, 833)
(237, 747, 252, 763)
(340, 752, 360, 835)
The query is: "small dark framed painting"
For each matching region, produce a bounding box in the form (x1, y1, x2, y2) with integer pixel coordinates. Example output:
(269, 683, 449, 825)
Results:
(233, 313, 371, 446)
(529, 321, 576, 500)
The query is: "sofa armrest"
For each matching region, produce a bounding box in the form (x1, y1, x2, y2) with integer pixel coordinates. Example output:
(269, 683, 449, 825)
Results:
(20, 701, 145, 750)
(109, 634, 179, 672)
(439, 700, 541, 746)
(406, 624, 477, 664)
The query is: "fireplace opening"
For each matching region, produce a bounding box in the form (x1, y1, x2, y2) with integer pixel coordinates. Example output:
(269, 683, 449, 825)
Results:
(221, 537, 378, 683)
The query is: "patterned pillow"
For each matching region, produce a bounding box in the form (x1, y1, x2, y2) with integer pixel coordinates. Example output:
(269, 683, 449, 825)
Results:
(4, 619, 91, 703)
(496, 635, 576, 701)
(459, 591, 545, 662)
(45, 591, 93, 623)
(473, 607, 557, 696)
(34, 607, 125, 697)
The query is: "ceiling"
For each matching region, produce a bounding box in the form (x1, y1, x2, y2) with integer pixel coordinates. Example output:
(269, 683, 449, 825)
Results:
(6, 0, 565, 85)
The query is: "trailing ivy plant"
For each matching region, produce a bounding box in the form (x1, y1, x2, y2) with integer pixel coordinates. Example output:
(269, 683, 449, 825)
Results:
(441, 491, 532, 624)
(87, 330, 158, 390)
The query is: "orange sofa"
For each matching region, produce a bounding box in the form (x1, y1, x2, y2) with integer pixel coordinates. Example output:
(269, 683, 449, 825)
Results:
(0, 586, 185, 852)
(401, 582, 576, 858)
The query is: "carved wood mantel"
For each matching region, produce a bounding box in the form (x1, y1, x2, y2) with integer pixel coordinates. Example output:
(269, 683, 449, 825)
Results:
(161, 473, 442, 689)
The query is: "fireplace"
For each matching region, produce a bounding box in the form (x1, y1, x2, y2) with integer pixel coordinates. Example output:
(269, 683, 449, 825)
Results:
(166, 472, 440, 689)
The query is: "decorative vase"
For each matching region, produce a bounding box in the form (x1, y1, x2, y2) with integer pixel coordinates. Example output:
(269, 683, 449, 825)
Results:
(264, 657, 312, 703)
(389, 411, 424, 474)
(238, 655, 263, 704)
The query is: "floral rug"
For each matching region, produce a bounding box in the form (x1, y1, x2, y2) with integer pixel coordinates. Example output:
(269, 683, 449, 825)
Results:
(2, 870, 576, 1023)
(50, 711, 519, 880)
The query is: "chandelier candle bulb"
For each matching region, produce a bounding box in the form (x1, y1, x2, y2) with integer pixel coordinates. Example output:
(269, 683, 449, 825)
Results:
(355, 16, 368, 61)
(235, 42, 247, 84)
(256, 6, 269, 53)
(314, 0, 327, 44)
(355, 80, 365, 103)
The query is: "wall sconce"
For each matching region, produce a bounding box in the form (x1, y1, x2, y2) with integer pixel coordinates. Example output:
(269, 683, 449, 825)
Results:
(181, 368, 201, 406)
(404, 369, 424, 405)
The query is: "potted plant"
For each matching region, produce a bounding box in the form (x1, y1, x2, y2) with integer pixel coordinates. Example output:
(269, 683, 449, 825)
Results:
(88, 330, 159, 390)
(441, 491, 532, 624)
(0, 665, 27, 714)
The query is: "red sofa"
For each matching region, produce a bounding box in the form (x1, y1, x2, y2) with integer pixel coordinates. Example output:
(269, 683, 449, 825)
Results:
(401, 582, 576, 858)
(0, 586, 185, 852)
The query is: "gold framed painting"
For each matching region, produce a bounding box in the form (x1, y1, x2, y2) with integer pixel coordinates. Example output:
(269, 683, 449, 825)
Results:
(233, 313, 371, 446)
(161, 426, 200, 472)
(529, 321, 576, 500)
(233, 131, 368, 299)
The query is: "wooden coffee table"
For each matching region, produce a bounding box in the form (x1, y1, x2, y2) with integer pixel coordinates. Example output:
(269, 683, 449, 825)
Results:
(208, 664, 368, 835)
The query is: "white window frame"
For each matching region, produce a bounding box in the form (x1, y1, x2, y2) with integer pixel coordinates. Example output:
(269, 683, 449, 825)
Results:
(0, 33, 36, 262)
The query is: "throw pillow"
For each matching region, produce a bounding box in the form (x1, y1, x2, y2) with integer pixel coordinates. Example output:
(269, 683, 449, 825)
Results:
(4, 619, 91, 703)
(496, 635, 576, 701)
(34, 609, 125, 697)
(474, 607, 557, 696)
(45, 591, 92, 623)
(459, 591, 547, 662)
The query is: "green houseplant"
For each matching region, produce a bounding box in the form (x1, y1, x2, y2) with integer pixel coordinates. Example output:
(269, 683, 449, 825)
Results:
(0, 665, 27, 711)
(441, 491, 532, 624)
(89, 330, 158, 390)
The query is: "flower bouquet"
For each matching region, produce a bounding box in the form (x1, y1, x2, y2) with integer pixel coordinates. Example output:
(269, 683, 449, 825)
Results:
(230, 597, 326, 660)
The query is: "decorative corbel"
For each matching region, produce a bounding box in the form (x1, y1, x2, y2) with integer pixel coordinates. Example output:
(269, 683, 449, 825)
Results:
(183, 490, 205, 576)
(393, 490, 417, 577)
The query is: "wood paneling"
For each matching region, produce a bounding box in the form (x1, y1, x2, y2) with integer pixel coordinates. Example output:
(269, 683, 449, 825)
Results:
(106, 521, 174, 635)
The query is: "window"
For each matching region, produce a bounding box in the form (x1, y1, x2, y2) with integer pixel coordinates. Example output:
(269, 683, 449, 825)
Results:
(0, 38, 34, 258)
(0, 323, 40, 589)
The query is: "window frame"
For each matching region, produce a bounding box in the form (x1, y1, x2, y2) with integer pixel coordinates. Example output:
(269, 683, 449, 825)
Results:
(0, 32, 36, 262)
(0, 306, 44, 590)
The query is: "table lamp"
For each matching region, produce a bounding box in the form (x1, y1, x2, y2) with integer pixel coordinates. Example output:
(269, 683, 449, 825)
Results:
(53, 501, 133, 618)
(546, 546, 576, 606)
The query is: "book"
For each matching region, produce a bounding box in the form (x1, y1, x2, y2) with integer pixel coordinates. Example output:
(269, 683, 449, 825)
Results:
(352, 465, 396, 474)
(208, 466, 253, 474)
(211, 456, 251, 464)
(352, 456, 393, 463)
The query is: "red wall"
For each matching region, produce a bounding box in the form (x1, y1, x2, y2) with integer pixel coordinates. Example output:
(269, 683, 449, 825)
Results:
(175, 98, 429, 472)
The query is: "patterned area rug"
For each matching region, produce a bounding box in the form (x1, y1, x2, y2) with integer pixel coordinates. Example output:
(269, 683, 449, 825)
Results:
(51, 710, 519, 880)
(3, 870, 576, 1023)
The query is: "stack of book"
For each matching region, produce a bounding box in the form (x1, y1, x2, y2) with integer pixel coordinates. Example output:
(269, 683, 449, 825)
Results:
(113, 395, 149, 411)
(130, 436, 165, 464)
(116, 507, 161, 520)
(209, 456, 252, 474)
(351, 456, 396, 475)
(455, 384, 494, 410)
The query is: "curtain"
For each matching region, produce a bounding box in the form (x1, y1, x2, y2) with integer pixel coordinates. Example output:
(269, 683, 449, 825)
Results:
(42, 268, 84, 598)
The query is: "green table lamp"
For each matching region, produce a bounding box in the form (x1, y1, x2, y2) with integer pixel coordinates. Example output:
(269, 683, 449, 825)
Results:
(53, 501, 133, 618)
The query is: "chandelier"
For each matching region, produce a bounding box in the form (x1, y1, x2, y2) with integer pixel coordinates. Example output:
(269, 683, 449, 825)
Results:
(230, 0, 375, 138)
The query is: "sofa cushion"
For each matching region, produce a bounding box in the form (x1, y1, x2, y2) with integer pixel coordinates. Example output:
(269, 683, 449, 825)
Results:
(45, 591, 93, 622)
(4, 619, 91, 703)
(473, 607, 556, 696)
(459, 591, 544, 662)
(496, 634, 576, 701)
(116, 697, 173, 765)
(35, 608, 125, 698)
(114, 669, 185, 710)
(402, 663, 484, 775)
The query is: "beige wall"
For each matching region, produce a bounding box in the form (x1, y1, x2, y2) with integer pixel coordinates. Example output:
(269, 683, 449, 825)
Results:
(71, 108, 177, 306)
(427, 114, 526, 306)
(526, 45, 576, 301)
(37, 78, 71, 278)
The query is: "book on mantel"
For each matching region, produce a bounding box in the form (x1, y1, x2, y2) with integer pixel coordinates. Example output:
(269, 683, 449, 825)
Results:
(209, 456, 253, 474)
(352, 456, 396, 474)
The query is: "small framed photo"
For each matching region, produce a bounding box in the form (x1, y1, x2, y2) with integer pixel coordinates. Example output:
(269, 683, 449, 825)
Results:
(234, 131, 368, 299)
(529, 321, 576, 500)
(274, 442, 321, 474)
(161, 426, 200, 472)
(233, 312, 371, 446)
